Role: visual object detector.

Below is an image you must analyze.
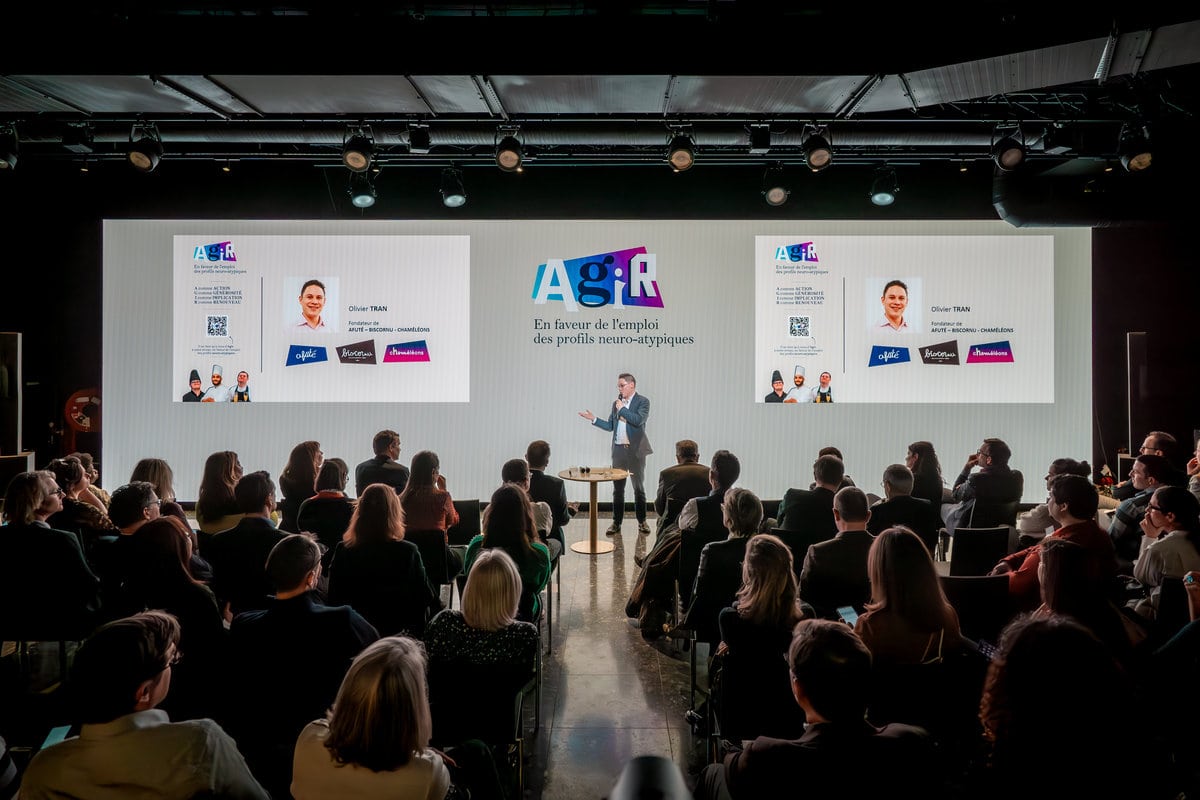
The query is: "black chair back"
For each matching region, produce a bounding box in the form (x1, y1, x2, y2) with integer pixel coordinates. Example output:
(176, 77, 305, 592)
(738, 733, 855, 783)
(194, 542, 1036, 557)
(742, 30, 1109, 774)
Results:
(404, 528, 455, 585)
(677, 526, 728, 610)
(968, 499, 1020, 528)
(939, 574, 1014, 644)
(447, 499, 481, 546)
(948, 526, 1010, 576)
(1157, 576, 1190, 641)
(772, 526, 835, 580)
(427, 659, 534, 746)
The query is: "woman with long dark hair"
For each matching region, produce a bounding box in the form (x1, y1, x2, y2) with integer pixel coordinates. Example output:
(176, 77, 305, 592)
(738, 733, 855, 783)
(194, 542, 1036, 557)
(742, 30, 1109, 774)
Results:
(400, 450, 460, 534)
(195, 450, 244, 534)
(279, 441, 322, 533)
(462, 483, 550, 621)
(906, 441, 945, 507)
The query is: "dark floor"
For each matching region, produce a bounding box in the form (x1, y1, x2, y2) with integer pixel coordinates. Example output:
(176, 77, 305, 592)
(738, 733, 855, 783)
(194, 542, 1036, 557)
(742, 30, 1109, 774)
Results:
(0, 515, 710, 799)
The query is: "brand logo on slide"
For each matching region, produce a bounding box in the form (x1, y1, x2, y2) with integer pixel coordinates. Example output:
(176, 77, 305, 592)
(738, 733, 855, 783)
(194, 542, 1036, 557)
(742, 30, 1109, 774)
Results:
(532, 247, 663, 313)
(383, 340, 430, 363)
(285, 345, 328, 366)
(336, 339, 377, 364)
(192, 241, 238, 262)
(868, 345, 911, 367)
(919, 340, 960, 365)
(774, 242, 820, 263)
(966, 340, 1014, 363)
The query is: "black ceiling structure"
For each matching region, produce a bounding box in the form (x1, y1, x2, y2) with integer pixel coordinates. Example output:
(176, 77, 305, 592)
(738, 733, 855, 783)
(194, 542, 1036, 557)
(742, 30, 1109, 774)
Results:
(2, 5, 1199, 223)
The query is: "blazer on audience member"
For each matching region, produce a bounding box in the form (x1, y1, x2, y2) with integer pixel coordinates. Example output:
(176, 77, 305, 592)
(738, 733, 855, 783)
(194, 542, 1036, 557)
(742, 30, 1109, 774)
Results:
(775, 486, 836, 537)
(866, 495, 941, 554)
(201, 516, 287, 616)
(799, 529, 875, 618)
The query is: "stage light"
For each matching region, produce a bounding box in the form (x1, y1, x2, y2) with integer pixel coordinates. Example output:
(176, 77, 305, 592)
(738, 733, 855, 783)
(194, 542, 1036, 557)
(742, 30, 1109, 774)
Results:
(667, 134, 694, 172)
(802, 129, 832, 172)
(342, 131, 374, 173)
(869, 166, 899, 206)
(761, 164, 790, 207)
(409, 126, 432, 155)
(1118, 124, 1152, 172)
(348, 171, 377, 208)
(991, 134, 1025, 172)
(440, 167, 467, 208)
(127, 124, 163, 173)
(496, 135, 523, 172)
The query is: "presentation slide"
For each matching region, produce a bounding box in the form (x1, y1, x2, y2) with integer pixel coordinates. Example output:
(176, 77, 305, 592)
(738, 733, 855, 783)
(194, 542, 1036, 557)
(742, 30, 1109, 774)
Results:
(755, 235, 1054, 403)
(103, 221, 1091, 506)
(172, 235, 470, 403)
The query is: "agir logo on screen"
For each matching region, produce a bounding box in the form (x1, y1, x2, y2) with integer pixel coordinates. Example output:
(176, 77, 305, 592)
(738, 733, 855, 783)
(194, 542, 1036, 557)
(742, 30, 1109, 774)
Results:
(531, 246, 663, 312)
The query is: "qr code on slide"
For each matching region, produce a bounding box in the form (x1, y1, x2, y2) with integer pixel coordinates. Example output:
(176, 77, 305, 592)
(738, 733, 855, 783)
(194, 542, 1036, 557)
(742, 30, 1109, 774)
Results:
(789, 316, 811, 337)
(206, 315, 229, 337)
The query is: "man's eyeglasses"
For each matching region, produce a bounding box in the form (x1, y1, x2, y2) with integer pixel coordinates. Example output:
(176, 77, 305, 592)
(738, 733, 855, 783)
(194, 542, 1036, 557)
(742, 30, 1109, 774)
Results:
(1147, 504, 1165, 514)
(49, 487, 65, 497)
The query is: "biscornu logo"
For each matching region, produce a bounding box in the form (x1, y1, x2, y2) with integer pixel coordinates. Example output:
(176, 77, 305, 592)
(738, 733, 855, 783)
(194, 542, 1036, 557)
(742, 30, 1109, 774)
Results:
(868, 345, 911, 367)
(774, 242, 820, 263)
(531, 246, 663, 313)
(192, 241, 238, 262)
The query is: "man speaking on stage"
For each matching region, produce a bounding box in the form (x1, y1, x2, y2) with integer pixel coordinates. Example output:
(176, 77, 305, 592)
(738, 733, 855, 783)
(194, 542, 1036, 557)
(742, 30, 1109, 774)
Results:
(580, 372, 653, 536)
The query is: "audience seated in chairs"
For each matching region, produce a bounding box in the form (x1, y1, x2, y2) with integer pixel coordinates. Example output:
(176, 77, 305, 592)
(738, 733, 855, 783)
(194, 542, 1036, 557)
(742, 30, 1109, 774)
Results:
(653, 439, 711, 537)
(128, 457, 188, 525)
(353, 428, 411, 497)
(91, 480, 162, 607)
(463, 483, 552, 623)
(277, 440, 322, 533)
(1016, 457, 1091, 543)
(46, 455, 120, 556)
(943, 437, 1023, 537)
(696, 619, 934, 800)
(1109, 453, 1174, 574)
(683, 487, 763, 646)
(0, 470, 101, 644)
(70, 451, 110, 509)
(501, 457, 562, 561)
(20, 611, 268, 799)
(866, 464, 942, 554)
(775, 453, 842, 537)
(227, 533, 379, 797)
(989, 474, 1116, 612)
(296, 457, 356, 569)
(194, 450, 245, 535)
(401, 450, 461, 539)
(708, 533, 807, 742)
(201, 470, 287, 617)
(328, 483, 441, 637)
(799, 487, 875, 619)
(1131, 486, 1200, 621)
(906, 440, 947, 508)
(526, 439, 578, 549)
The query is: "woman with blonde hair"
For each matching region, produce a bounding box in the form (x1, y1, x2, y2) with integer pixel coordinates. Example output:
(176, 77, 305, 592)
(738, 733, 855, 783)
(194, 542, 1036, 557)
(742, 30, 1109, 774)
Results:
(856, 526, 961, 666)
(291, 636, 450, 799)
(327, 483, 439, 636)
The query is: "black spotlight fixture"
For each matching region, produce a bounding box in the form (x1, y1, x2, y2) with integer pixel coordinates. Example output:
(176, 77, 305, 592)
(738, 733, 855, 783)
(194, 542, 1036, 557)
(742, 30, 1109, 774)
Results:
(1118, 123, 1152, 172)
(348, 171, 377, 208)
(667, 134, 695, 172)
(0, 125, 17, 170)
(127, 124, 163, 173)
(440, 167, 467, 208)
(495, 134, 524, 172)
(991, 129, 1026, 172)
(342, 128, 374, 173)
(869, 166, 899, 206)
(408, 126, 432, 155)
(802, 127, 833, 172)
(761, 164, 790, 207)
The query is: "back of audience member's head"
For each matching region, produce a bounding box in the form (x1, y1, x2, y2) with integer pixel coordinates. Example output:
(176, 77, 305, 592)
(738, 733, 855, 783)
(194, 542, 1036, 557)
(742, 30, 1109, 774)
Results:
(833, 486, 869, 524)
(71, 611, 181, 724)
(907, 441, 941, 477)
(197, 450, 242, 517)
(813, 454, 845, 487)
(788, 619, 872, 723)
(3, 471, 52, 525)
(1038, 537, 1107, 614)
(404, 451, 440, 494)
(461, 548, 522, 632)
(323, 636, 431, 772)
(881, 464, 914, 496)
(1135, 453, 1172, 485)
(372, 429, 400, 456)
(234, 470, 276, 514)
(982, 438, 1012, 466)
(818, 446, 844, 461)
(675, 439, 700, 462)
(481, 483, 536, 556)
(722, 487, 763, 537)
(130, 458, 176, 502)
(281, 440, 322, 497)
(867, 527, 953, 631)
(316, 457, 349, 492)
(1047, 457, 1091, 481)
(47, 456, 85, 492)
(1145, 430, 1178, 461)
(108, 481, 158, 528)
(266, 533, 322, 593)
(129, 517, 201, 589)
(501, 458, 530, 486)
(736, 534, 801, 629)
(525, 440, 551, 470)
(69, 452, 97, 477)
(1048, 474, 1099, 520)
(709, 449, 740, 490)
(345, 483, 404, 545)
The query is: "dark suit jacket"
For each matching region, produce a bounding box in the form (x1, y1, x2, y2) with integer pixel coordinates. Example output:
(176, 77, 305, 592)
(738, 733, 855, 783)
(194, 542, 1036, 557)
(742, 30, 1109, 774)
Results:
(867, 495, 941, 554)
(776, 486, 836, 537)
(654, 462, 711, 530)
(529, 469, 572, 545)
(354, 455, 411, 497)
(592, 392, 652, 456)
(201, 515, 287, 615)
(296, 493, 355, 568)
(799, 529, 875, 617)
(684, 535, 750, 644)
(0, 522, 100, 637)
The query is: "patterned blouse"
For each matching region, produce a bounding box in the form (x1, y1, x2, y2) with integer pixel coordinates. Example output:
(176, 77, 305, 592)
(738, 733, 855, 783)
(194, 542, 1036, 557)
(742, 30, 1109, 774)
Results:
(423, 609, 538, 670)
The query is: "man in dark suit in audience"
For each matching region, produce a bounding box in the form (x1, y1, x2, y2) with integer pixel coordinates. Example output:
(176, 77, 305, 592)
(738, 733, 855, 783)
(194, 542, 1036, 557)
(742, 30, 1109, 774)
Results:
(942, 437, 1023, 535)
(201, 470, 287, 616)
(799, 487, 875, 618)
(867, 464, 941, 554)
(653, 439, 711, 537)
(526, 439, 577, 547)
(683, 487, 761, 645)
(776, 453, 843, 536)
(696, 619, 932, 800)
(227, 534, 378, 797)
(354, 429, 410, 497)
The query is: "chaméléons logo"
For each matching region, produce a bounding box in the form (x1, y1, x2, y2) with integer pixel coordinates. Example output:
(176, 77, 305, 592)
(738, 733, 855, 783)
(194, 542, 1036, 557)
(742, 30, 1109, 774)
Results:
(383, 340, 430, 363)
(966, 340, 1015, 364)
(192, 241, 238, 263)
(868, 345, 911, 367)
(919, 340, 960, 365)
(773, 241, 820, 264)
(531, 246, 662, 312)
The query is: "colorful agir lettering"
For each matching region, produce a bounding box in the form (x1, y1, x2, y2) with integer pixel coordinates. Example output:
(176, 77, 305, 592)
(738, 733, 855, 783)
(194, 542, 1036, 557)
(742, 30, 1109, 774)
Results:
(774, 242, 820, 263)
(531, 247, 663, 312)
(193, 241, 238, 262)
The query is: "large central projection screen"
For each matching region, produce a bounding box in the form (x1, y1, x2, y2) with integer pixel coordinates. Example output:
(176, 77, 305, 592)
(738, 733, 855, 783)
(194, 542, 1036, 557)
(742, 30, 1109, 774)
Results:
(104, 220, 1090, 507)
